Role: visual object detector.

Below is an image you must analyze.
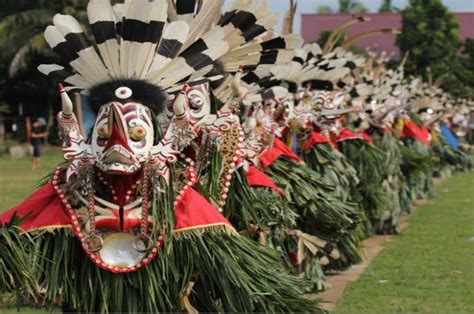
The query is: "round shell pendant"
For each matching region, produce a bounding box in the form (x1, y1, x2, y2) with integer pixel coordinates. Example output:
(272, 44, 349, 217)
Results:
(100, 233, 146, 267)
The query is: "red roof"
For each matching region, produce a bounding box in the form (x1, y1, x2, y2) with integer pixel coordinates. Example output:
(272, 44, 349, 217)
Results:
(301, 12, 474, 59)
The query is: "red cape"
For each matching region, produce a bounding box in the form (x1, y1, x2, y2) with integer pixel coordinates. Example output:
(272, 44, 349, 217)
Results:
(0, 182, 231, 233)
(303, 132, 330, 150)
(245, 165, 285, 198)
(403, 120, 430, 146)
(359, 131, 374, 144)
(336, 128, 364, 143)
(0, 182, 69, 232)
(259, 138, 301, 168)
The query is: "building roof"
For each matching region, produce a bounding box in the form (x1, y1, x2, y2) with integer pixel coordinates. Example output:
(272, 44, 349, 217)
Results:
(301, 12, 474, 59)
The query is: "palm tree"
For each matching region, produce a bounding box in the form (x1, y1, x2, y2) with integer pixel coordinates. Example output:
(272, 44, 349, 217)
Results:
(0, 0, 88, 143)
(0, 1, 89, 78)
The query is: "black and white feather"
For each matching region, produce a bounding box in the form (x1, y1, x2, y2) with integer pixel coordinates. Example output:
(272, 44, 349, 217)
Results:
(38, 0, 284, 95)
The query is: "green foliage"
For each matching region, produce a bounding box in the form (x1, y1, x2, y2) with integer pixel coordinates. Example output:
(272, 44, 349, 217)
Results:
(267, 158, 358, 241)
(316, 5, 334, 14)
(396, 0, 473, 97)
(0, 1, 89, 124)
(338, 0, 369, 13)
(0, 9, 53, 63)
(379, 0, 399, 12)
(338, 139, 389, 220)
(1, 213, 318, 312)
(444, 38, 474, 98)
(317, 30, 336, 48)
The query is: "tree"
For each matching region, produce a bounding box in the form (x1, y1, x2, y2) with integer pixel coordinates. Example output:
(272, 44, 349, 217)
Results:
(316, 5, 333, 14)
(379, 0, 399, 13)
(338, 0, 369, 13)
(443, 38, 474, 98)
(396, 0, 473, 97)
(0, 0, 88, 141)
(314, 1, 368, 14)
(339, 0, 351, 12)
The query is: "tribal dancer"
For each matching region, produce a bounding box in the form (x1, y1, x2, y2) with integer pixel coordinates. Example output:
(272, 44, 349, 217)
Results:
(0, 1, 318, 312)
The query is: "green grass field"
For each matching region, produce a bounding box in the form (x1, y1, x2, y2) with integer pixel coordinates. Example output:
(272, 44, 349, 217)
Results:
(336, 171, 474, 312)
(0, 148, 64, 213)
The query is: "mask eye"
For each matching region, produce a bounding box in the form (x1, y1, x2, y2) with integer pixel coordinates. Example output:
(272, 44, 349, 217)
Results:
(98, 125, 109, 138)
(189, 95, 203, 109)
(129, 126, 147, 141)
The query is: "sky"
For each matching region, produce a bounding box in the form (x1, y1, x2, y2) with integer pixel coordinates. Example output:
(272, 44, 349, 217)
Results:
(223, 0, 474, 34)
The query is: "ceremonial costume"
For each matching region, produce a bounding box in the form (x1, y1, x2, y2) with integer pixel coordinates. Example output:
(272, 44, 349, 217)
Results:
(0, 1, 318, 312)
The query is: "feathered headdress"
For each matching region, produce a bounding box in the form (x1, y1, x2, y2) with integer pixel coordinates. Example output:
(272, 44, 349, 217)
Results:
(38, 0, 281, 95)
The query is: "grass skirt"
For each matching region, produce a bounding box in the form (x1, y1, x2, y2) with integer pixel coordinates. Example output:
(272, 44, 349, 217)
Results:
(264, 157, 362, 271)
(0, 227, 319, 312)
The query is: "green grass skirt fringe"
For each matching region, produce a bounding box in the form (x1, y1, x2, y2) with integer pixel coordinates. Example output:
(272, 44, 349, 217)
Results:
(264, 158, 362, 270)
(338, 139, 392, 235)
(0, 227, 320, 313)
(400, 140, 436, 200)
(432, 137, 472, 178)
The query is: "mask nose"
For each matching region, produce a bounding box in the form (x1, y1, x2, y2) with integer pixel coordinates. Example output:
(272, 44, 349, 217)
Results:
(107, 104, 127, 139)
(103, 104, 133, 152)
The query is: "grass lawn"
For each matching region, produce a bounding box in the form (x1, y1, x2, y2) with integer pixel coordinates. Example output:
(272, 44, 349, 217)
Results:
(336, 171, 474, 313)
(0, 147, 64, 213)
(0, 148, 63, 312)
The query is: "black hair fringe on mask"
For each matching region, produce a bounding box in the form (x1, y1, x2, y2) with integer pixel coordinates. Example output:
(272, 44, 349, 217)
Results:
(87, 79, 167, 114)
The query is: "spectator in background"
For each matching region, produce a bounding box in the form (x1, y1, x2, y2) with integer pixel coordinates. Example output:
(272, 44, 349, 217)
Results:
(31, 117, 48, 170)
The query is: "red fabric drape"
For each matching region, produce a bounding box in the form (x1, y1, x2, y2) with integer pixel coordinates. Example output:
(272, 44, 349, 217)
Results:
(303, 132, 330, 150)
(1, 183, 232, 233)
(336, 128, 364, 142)
(359, 131, 374, 144)
(403, 120, 430, 146)
(0, 182, 70, 232)
(245, 165, 285, 198)
(174, 188, 231, 231)
(259, 138, 300, 168)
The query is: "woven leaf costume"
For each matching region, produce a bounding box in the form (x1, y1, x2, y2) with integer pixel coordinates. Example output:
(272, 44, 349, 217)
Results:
(235, 51, 361, 285)
(251, 44, 365, 270)
(0, 1, 319, 312)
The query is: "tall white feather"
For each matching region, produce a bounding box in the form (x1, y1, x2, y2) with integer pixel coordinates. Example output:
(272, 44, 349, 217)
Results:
(147, 21, 189, 79)
(122, 0, 145, 77)
(180, 0, 224, 52)
(87, 0, 120, 77)
(44, 26, 101, 84)
(136, 0, 168, 79)
(53, 14, 109, 81)
(37, 64, 90, 89)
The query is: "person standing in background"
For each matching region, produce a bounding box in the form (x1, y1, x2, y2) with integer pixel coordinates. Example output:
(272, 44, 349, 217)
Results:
(31, 117, 48, 169)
